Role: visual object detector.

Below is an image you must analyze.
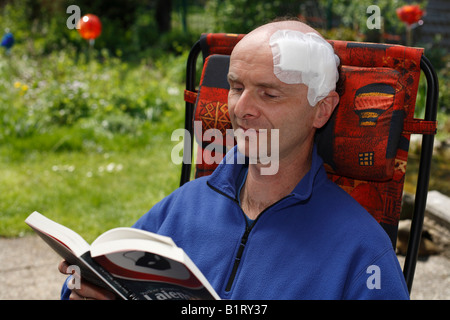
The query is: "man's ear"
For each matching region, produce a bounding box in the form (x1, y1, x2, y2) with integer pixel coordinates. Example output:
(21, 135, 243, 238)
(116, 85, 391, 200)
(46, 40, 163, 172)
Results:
(313, 91, 339, 129)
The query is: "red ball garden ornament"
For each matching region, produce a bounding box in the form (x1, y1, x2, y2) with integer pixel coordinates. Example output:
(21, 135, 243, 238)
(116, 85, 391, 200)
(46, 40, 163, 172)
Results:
(396, 4, 424, 26)
(77, 14, 102, 40)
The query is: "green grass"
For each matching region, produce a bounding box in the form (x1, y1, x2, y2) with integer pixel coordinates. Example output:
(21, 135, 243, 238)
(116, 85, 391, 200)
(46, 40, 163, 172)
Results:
(0, 129, 182, 242)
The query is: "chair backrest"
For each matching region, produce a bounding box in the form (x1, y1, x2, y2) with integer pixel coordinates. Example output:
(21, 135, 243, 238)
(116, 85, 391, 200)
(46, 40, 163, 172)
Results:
(182, 33, 438, 292)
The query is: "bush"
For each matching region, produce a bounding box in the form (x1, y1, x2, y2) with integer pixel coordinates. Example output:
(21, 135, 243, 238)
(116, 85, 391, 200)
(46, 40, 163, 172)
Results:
(206, 0, 304, 33)
(0, 43, 187, 153)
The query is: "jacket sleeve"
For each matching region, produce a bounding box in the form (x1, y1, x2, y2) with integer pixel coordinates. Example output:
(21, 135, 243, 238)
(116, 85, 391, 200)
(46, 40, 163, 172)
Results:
(132, 187, 182, 232)
(60, 276, 72, 300)
(343, 248, 410, 300)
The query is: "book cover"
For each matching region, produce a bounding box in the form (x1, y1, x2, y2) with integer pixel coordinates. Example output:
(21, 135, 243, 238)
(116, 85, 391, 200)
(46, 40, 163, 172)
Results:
(25, 211, 220, 300)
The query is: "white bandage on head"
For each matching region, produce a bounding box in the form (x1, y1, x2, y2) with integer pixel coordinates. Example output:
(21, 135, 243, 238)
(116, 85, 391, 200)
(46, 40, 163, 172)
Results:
(269, 29, 340, 106)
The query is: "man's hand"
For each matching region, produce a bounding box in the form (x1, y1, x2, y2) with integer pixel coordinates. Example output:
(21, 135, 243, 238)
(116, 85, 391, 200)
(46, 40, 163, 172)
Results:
(58, 260, 116, 300)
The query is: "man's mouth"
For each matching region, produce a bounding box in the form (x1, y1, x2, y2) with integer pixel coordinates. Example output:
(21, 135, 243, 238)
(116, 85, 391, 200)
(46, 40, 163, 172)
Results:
(236, 122, 267, 132)
(234, 126, 263, 141)
(239, 126, 258, 133)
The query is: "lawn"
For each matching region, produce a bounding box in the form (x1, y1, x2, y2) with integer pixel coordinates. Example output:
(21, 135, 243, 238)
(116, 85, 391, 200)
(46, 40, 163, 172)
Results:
(0, 137, 181, 241)
(0, 46, 188, 241)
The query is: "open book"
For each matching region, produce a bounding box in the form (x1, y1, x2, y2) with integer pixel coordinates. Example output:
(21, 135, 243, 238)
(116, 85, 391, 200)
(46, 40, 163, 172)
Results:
(25, 211, 220, 300)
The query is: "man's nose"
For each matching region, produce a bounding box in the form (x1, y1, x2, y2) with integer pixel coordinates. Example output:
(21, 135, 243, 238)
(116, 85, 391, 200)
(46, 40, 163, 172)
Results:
(233, 90, 260, 120)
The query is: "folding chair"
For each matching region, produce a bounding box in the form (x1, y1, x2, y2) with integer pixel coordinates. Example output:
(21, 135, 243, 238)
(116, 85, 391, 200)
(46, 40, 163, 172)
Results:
(181, 33, 439, 294)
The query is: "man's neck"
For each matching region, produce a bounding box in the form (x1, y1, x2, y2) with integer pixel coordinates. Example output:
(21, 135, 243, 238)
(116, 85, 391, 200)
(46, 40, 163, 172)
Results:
(240, 146, 313, 220)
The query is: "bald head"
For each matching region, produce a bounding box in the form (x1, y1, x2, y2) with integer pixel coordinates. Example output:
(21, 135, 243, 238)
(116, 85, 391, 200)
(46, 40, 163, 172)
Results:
(250, 20, 322, 39)
(231, 20, 340, 107)
(234, 20, 322, 52)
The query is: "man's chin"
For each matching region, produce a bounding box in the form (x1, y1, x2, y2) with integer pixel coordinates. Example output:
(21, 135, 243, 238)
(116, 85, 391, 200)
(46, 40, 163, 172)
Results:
(236, 142, 254, 159)
(236, 142, 267, 162)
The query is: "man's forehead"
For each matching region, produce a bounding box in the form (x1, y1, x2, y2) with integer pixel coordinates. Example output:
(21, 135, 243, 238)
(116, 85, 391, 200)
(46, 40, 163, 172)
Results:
(228, 71, 277, 87)
(228, 46, 274, 78)
(227, 69, 306, 95)
(227, 63, 279, 86)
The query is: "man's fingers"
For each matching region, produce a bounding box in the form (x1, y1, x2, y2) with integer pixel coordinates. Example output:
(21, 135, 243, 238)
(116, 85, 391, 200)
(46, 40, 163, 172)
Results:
(58, 260, 71, 274)
(58, 259, 116, 300)
(72, 279, 116, 300)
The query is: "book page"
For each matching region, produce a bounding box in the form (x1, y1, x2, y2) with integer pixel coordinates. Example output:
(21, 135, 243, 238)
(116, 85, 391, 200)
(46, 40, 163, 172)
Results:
(25, 211, 90, 257)
(91, 227, 176, 247)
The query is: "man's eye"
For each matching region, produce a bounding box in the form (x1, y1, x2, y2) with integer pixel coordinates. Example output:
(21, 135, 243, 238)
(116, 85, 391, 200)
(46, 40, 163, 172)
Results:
(231, 87, 243, 93)
(264, 92, 279, 99)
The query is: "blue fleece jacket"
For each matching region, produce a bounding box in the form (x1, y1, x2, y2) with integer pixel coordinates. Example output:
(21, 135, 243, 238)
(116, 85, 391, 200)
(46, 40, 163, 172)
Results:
(61, 146, 409, 300)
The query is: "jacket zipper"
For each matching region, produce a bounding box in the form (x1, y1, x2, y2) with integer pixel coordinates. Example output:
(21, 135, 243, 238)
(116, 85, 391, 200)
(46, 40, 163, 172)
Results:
(207, 181, 294, 293)
(225, 222, 251, 292)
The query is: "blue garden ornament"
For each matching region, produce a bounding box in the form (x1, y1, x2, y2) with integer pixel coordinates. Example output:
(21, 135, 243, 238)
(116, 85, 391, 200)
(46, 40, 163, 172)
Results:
(1, 31, 14, 54)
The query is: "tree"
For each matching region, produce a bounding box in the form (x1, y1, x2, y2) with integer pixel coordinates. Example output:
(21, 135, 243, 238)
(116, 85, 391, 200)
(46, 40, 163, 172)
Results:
(156, 0, 172, 33)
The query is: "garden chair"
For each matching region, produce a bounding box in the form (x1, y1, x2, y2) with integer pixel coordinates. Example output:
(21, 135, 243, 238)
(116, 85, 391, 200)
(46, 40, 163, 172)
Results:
(181, 33, 438, 294)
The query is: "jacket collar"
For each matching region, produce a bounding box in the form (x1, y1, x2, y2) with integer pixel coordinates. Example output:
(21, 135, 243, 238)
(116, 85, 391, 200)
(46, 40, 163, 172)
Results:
(207, 145, 326, 203)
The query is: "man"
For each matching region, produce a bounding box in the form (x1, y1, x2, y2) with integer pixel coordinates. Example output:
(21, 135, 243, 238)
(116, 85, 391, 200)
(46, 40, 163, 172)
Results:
(59, 20, 409, 300)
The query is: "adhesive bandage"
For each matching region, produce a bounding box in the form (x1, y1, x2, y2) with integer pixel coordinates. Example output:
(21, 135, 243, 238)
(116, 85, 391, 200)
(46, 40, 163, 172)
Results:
(269, 29, 340, 106)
